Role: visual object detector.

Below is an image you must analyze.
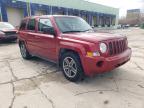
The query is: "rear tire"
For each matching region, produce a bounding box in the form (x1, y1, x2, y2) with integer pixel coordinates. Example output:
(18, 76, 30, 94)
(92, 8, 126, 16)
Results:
(60, 52, 84, 82)
(19, 42, 32, 59)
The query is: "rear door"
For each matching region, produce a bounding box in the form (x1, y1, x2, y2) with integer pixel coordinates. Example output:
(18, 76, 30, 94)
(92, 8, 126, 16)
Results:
(25, 19, 39, 55)
(19, 19, 29, 49)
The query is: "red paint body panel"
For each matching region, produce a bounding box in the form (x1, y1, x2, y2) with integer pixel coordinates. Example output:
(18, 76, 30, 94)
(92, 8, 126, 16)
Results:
(82, 48, 131, 76)
(18, 15, 132, 76)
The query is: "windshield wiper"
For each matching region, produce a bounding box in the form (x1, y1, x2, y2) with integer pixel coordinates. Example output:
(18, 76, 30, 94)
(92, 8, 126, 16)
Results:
(63, 29, 94, 33)
(82, 29, 93, 32)
(63, 30, 83, 33)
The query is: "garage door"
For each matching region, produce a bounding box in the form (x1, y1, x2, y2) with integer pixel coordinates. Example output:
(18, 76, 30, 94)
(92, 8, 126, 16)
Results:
(7, 7, 24, 27)
(82, 15, 87, 22)
(35, 10, 46, 16)
(92, 16, 97, 26)
(53, 11, 65, 15)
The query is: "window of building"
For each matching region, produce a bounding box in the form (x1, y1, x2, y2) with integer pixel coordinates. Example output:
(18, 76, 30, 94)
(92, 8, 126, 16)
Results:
(38, 18, 53, 31)
(27, 19, 35, 31)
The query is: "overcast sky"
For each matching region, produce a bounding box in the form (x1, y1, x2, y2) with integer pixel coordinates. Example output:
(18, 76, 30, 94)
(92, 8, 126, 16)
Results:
(86, 0, 144, 17)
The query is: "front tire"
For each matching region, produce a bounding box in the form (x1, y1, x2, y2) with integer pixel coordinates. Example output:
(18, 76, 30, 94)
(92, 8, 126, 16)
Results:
(19, 42, 32, 59)
(61, 52, 84, 82)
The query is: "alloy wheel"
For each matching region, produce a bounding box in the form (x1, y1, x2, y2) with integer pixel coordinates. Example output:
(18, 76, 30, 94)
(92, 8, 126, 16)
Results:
(63, 57, 78, 78)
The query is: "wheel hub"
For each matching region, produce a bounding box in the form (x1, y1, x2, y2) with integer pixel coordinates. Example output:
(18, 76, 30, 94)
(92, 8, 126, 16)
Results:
(63, 57, 77, 78)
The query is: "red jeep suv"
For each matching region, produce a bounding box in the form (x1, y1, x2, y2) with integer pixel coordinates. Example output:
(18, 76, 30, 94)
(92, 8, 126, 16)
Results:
(18, 15, 132, 82)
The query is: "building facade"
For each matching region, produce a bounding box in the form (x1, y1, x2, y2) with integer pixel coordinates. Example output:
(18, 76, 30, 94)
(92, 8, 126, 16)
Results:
(0, 0, 119, 27)
(127, 9, 141, 20)
(126, 9, 144, 26)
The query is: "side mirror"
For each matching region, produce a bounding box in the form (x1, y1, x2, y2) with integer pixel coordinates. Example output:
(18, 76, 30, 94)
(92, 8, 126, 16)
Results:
(91, 26, 94, 29)
(42, 26, 55, 36)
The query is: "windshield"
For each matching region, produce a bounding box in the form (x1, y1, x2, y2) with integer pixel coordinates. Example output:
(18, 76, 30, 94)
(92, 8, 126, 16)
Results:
(54, 16, 92, 33)
(0, 22, 15, 30)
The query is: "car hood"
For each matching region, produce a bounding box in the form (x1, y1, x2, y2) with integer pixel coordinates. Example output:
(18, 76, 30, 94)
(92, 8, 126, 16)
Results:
(61, 32, 125, 43)
(0, 29, 17, 32)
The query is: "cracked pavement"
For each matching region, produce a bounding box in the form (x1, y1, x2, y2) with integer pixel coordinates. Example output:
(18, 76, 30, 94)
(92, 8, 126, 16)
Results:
(0, 28, 144, 108)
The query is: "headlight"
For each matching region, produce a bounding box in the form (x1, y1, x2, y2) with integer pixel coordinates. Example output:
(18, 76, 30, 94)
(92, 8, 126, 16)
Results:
(0, 31, 5, 37)
(100, 43, 107, 53)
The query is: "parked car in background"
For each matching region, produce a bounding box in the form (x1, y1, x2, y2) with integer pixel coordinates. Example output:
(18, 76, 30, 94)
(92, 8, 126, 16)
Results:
(134, 25, 139, 27)
(0, 22, 18, 42)
(18, 15, 132, 82)
(122, 24, 130, 29)
(116, 24, 122, 29)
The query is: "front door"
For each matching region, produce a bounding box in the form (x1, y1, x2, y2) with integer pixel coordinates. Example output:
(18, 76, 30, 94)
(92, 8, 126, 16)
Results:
(34, 18, 57, 61)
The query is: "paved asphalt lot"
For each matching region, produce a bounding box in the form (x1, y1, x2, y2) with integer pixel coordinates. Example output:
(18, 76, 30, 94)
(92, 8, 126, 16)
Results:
(0, 28, 144, 108)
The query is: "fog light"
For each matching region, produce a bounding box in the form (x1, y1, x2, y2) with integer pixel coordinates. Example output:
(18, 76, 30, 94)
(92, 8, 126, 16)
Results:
(87, 51, 100, 57)
(93, 51, 100, 56)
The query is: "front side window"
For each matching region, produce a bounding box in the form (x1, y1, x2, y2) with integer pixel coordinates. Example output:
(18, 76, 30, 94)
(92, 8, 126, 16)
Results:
(38, 18, 53, 31)
(54, 17, 92, 33)
(27, 19, 35, 31)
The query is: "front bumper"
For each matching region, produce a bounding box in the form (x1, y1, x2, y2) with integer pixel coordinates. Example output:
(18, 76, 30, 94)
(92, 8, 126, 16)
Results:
(0, 35, 17, 42)
(82, 48, 132, 76)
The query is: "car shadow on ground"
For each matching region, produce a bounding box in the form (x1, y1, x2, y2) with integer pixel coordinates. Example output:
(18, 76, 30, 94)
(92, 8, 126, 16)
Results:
(24, 55, 118, 83)
(0, 41, 17, 46)
(12, 47, 143, 98)
(21, 56, 136, 84)
(15, 55, 144, 98)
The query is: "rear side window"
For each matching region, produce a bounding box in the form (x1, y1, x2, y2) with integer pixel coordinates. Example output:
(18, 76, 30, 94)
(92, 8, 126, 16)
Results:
(19, 20, 26, 30)
(27, 19, 35, 31)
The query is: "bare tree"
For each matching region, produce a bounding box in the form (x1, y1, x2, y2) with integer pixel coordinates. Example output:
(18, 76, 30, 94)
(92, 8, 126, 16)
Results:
(119, 11, 144, 26)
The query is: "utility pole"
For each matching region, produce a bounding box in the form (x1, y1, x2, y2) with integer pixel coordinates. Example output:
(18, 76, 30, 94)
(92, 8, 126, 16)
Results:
(26, 0, 31, 16)
(0, 5, 2, 21)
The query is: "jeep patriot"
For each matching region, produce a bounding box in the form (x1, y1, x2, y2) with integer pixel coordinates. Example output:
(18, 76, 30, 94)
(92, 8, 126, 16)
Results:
(18, 15, 132, 82)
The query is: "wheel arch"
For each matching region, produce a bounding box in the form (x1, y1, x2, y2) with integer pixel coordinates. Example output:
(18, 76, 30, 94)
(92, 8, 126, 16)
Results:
(58, 41, 86, 67)
(58, 48, 84, 69)
(18, 39, 25, 46)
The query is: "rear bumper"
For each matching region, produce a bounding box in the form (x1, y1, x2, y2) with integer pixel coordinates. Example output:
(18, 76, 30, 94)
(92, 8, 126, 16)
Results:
(82, 48, 132, 76)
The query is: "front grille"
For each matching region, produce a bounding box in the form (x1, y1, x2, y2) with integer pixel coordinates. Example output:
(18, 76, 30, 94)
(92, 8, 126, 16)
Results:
(108, 39, 127, 56)
(4, 31, 17, 36)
